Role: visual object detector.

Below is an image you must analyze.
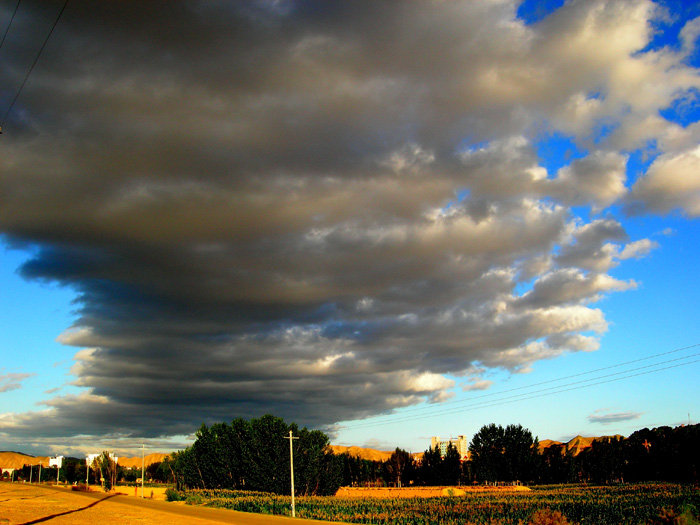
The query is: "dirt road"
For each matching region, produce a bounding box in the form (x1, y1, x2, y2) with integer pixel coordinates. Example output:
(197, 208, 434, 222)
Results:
(0, 482, 342, 525)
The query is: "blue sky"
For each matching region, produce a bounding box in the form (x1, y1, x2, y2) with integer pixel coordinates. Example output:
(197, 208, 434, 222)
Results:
(0, 0, 698, 456)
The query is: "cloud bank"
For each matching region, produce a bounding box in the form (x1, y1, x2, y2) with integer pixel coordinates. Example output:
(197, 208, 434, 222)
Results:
(0, 0, 697, 446)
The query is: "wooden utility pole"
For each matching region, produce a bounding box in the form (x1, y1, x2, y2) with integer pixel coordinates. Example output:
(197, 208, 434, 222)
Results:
(141, 444, 145, 498)
(284, 430, 299, 517)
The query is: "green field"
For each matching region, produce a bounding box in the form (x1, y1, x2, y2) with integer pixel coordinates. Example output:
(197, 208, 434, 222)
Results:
(178, 483, 699, 524)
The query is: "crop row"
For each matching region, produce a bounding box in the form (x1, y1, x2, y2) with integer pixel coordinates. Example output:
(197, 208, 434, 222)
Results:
(184, 482, 698, 524)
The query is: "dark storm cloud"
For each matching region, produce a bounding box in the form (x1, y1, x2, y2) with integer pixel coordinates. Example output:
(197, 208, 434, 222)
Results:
(0, 0, 696, 443)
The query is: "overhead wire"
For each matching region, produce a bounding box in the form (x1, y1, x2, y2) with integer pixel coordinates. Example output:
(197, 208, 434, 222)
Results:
(345, 342, 700, 422)
(1, 0, 68, 131)
(340, 354, 700, 430)
(0, 0, 21, 51)
(338, 343, 700, 430)
(341, 354, 700, 430)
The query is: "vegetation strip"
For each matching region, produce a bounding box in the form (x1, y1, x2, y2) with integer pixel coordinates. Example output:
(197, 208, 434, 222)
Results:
(178, 484, 698, 525)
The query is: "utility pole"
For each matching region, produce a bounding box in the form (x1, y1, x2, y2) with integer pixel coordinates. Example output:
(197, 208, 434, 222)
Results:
(141, 444, 145, 498)
(284, 430, 299, 517)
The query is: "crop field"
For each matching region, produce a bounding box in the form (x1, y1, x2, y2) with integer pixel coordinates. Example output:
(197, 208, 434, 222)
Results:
(182, 483, 699, 525)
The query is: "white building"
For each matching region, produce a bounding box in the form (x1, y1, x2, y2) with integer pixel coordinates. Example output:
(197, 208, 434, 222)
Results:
(430, 435, 469, 460)
(86, 452, 118, 467)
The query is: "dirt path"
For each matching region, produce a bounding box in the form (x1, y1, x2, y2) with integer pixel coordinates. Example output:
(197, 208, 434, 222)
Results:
(0, 482, 343, 525)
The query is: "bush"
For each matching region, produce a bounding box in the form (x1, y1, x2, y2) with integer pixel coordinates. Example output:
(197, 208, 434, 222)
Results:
(165, 487, 184, 501)
(649, 507, 699, 525)
(186, 492, 204, 505)
(527, 509, 571, 525)
(71, 484, 90, 492)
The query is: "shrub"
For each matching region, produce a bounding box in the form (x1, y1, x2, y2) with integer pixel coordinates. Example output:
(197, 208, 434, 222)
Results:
(649, 507, 699, 525)
(527, 509, 571, 525)
(186, 492, 204, 505)
(71, 484, 90, 492)
(165, 487, 184, 501)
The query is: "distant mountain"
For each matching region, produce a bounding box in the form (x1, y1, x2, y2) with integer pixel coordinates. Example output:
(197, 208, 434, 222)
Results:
(329, 445, 394, 462)
(538, 435, 624, 456)
(0, 451, 49, 469)
(329, 445, 425, 462)
(0, 451, 169, 470)
(118, 453, 170, 469)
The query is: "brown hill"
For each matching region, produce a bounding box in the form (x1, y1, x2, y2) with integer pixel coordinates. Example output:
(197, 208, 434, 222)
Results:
(329, 445, 424, 462)
(538, 435, 625, 456)
(566, 435, 595, 455)
(329, 445, 393, 462)
(0, 452, 49, 469)
(118, 453, 170, 469)
(537, 439, 563, 453)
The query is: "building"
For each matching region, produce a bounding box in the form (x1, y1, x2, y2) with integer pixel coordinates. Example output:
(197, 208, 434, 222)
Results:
(430, 435, 469, 460)
(49, 456, 64, 468)
(86, 452, 118, 467)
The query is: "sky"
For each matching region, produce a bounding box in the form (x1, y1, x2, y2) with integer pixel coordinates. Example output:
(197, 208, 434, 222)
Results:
(0, 0, 698, 457)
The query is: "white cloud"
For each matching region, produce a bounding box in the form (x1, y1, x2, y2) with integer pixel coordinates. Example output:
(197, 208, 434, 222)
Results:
(588, 409, 643, 425)
(618, 238, 659, 259)
(629, 145, 700, 216)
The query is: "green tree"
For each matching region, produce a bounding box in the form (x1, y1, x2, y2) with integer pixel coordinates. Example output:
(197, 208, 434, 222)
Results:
(502, 424, 538, 482)
(469, 423, 506, 482)
(469, 423, 538, 483)
(441, 443, 462, 485)
(96, 451, 117, 491)
(384, 448, 414, 487)
(419, 445, 442, 485)
(169, 414, 342, 495)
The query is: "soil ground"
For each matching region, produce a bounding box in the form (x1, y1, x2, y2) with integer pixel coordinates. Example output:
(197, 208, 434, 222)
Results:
(0, 482, 344, 525)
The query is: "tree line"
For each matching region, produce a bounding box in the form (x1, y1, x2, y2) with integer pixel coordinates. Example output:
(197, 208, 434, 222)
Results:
(7, 418, 696, 492)
(164, 417, 698, 493)
(342, 423, 700, 487)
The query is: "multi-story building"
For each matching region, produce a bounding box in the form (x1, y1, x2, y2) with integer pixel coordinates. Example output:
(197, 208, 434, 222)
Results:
(430, 435, 469, 460)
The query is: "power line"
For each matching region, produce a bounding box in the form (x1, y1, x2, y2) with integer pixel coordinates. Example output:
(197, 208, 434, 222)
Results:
(341, 355, 700, 430)
(338, 343, 700, 430)
(345, 342, 700, 422)
(1, 0, 68, 130)
(343, 355, 700, 430)
(0, 0, 21, 51)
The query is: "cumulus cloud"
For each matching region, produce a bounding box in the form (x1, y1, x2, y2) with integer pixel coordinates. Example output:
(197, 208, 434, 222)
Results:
(0, 0, 696, 444)
(628, 145, 700, 216)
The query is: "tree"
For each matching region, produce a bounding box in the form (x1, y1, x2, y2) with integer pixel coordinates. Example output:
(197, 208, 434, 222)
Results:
(469, 423, 538, 483)
(502, 424, 538, 482)
(384, 448, 414, 487)
(419, 445, 442, 485)
(96, 451, 117, 491)
(169, 414, 342, 495)
(441, 443, 462, 486)
(469, 423, 506, 482)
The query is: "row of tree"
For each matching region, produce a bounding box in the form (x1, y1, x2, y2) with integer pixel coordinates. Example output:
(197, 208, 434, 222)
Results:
(8, 419, 696, 492)
(341, 423, 700, 487)
(167, 414, 342, 495)
(540, 424, 699, 484)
